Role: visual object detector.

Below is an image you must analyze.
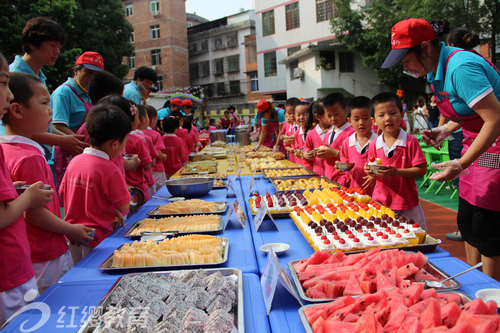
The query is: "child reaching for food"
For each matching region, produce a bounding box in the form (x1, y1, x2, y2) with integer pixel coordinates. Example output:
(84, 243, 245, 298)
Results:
(278, 97, 300, 163)
(317, 93, 354, 185)
(303, 99, 332, 176)
(336, 96, 378, 195)
(161, 116, 185, 178)
(290, 101, 314, 169)
(364, 92, 427, 230)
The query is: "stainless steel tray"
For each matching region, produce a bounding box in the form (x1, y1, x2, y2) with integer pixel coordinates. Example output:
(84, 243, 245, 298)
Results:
(77, 268, 244, 333)
(99, 238, 229, 271)
(298, 290, 472, 333)
(212, 180, 227, 189)
(146, 201, 229, 217)
(270, 175, 341, 191)
(288, 255, 461, 303)
(180, 161, 218, 175)
(262, 167, 314, 180)
(124, 215, 224, 239)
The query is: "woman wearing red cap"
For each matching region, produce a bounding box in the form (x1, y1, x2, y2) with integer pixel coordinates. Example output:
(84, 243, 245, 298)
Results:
(382, 18, 500, 280)
(252, 99, 286, 153)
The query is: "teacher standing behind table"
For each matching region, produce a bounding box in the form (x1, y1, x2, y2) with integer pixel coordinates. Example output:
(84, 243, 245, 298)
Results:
(382, 18, 500, 280)
(51, 52, 104, 191)
(252, 99, 286, 153)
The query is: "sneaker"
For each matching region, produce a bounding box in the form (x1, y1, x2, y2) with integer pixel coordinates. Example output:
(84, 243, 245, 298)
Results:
(446, 231, 463, 241)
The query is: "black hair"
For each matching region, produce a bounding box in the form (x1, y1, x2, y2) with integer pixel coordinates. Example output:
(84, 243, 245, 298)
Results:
(227, 105, 235, 111)
(133, 66, 158, 83)
(136, 104, 148, 121)
(277, 103, 285, 109)
(416, 98, 424, 106)
(4, 73, 44, 125)
(145, 105, 157, 120)
(162, 116, 177, 134)
(347, 96, 371, 118)
(285, 97, 301, 108)
(323, 93, 347, 109)
(311, 98, 326, 120)
(169, 110, 183, 128)
(294, 101, 314, 136)
(224, 110, 229, 115)
(21, 17, 66, 54)
(88, 71, 124, 105)
(447, 27, 480, 50)
(209, 118, 215, 125)
(97, 95, 136, 123)
(162, 100, 171, 109)
(86, 104, 131, 146)
(182, 115, 192, 133)
(370, 92, 403, 117)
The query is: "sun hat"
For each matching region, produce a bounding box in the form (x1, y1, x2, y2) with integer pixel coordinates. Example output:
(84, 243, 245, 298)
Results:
(256, 100, 270, 119)
(75, 51, 104, 71)
(381, 18, 436, 68)
(182, 99, 197, 109)
(170, 98, 183, 106)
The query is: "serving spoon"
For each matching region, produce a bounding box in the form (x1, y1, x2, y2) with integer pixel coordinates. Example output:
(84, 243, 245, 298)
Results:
(424, 262, 483, 288)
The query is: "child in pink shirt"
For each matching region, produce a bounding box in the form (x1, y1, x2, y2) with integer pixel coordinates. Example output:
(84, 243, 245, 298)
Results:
(290, 102, 314, 168)
(144, 105, 167, 193)
(317, 93, 355, 185)
(364, 92, 427, 230)
(279, 98, 299, 163)
(171, 110, 189, 164)
(304, 100, 332, 176)
(135, 105, 159, 198)
(0, 55, 56, 325)
(338, 96, 378, 195)
(162, 116, 184, 177)
(1, 73, 92, 292)
(60, 104, 131, 264)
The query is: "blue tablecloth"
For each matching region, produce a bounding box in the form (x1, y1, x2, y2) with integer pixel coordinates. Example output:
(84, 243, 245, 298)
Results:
(59, 184, 258, 284)
(1, 274, 270, 333)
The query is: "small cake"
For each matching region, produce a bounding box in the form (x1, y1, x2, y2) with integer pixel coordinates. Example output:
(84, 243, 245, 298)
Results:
(408, 223, 426, 244)
(377, 234, 396, 248)
(401, 228, 419, 245)
(367, 156, 382, 167)
(333, 237, 353, 252)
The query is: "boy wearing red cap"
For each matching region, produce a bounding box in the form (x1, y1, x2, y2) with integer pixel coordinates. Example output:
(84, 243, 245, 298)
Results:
(51, 51, 104, 190)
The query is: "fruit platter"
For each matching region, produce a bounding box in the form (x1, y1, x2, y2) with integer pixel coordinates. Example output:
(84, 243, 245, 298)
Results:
(271, 176, 339, 191)
(249, 190, 309, 218)
(262, 167, 314, 179)
(125, 215, 224, 238)
(289, 248, 460, 303)
(289, 186, 441, 253)
(77, 268, 244, 333)
(99, 235, 229, 271)
(298, 286, 500, 333)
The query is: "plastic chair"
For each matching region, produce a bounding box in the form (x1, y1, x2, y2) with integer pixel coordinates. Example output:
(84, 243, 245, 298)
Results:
(419, 148, 440, 188)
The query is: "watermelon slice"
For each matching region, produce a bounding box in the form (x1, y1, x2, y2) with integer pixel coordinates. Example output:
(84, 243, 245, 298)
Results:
(441, 302, 462, 328)
(462, 298, 489, 315)
(293, 259, 309, 273)
(397, 263, 420, 279)
(303, 304, 325, 324)
(344, 273, 363, 296)
(342, 252, 367, 267)
(311, 315, 325, 333)
(306, 251, 332, 266)
(419, 288, 438, 301)
(397, 312, 423, 333)
(384, 302, 409, 332)
(322, 296, 357, 319)
(324, 320, 361, 332)
(358, 307, 384, 333)
(446, 321, 474, 333)
(419, 298, 442, 329)
(376, 270, 396, 292)
(330, 302, 361, 322)
(360, 280, 377, 294)
(437, 293, 462, 305)
(403, 282, 425, 307)
(343, 312, 361, 323)
(415, 268, 439, 282)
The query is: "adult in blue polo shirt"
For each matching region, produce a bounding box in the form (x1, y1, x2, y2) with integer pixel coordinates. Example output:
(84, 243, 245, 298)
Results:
(50, 51, 104, 190)
(124, 66, 158, 104)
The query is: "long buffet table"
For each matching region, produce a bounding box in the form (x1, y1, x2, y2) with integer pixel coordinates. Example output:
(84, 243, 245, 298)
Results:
(4, 165, 500, 332)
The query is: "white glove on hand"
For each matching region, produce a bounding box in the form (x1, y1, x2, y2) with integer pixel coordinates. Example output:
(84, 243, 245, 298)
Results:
(429, 159, 469, 181)
(422, 125, 451, 149)
(272, 145, 279, 153)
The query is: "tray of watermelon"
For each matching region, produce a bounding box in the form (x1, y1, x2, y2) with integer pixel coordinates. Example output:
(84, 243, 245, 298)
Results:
(288, 248, 461, 303)
(298, 289, 500, 333)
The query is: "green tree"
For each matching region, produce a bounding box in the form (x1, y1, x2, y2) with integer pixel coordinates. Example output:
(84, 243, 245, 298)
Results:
(330, 0, 484, 88)
(482, 0, 500, 65)
(0, 0, 133, 91)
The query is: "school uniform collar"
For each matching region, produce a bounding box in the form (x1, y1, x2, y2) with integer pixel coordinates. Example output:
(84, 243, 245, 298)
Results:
(349, 131, 377, 151)
(315, 124, 332, 139)
(83, 147, 110, 160)
(332, 122, 350, 135)
(164, 133, 177, 137)
(376, 129, 407, 155)
(0, 135, 45, 156)
(131, 129, 143, 135)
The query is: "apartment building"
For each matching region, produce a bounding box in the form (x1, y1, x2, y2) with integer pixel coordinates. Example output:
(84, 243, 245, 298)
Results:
(122, 0, 189, 92)
(254, 0, 386, 100)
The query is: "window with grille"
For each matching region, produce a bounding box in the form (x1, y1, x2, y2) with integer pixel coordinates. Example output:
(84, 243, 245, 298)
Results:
(217, 82, 226, 95)
(189, 43, 198, 55)
(151, 49, 161, 66)
(320, 51, 335, 70)
(227, 34, 238, 47)
(128, 53, 135, 69)
(227, 55, 239, 72)
(250, 74, 259, 92)
(150, 25, 160, 40)
(149, 0, 159, 12)
(200, 40, 208, 53)
(130, 32, 135, 43)
(229, 81, 240, 94)
(155, 75, 163, 91)
(264, 51, 277, 77)
(125, 3, 133, 17)
(288, 46, 301, 56)
(316, 0, 337, 22)
(189, 63, 199, 79)
(285, 2, 300, 30)
(339, 52, 354, 72)
(200, 61, 210, 77)
(215, 38, 224, 50)
(214, 58, 224, 75)
(262, 10, 275, 36)
(201, 84, 213, 98)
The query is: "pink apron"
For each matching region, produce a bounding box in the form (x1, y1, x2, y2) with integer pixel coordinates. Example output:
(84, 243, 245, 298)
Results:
(262, 116, 286, 154)
(54, 84, 93, 192)
(433, 50, 500, 211)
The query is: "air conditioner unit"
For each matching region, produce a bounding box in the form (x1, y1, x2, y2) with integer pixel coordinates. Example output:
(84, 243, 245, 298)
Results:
(293, 67, 304, 80)
(151, 10, 159, 17)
